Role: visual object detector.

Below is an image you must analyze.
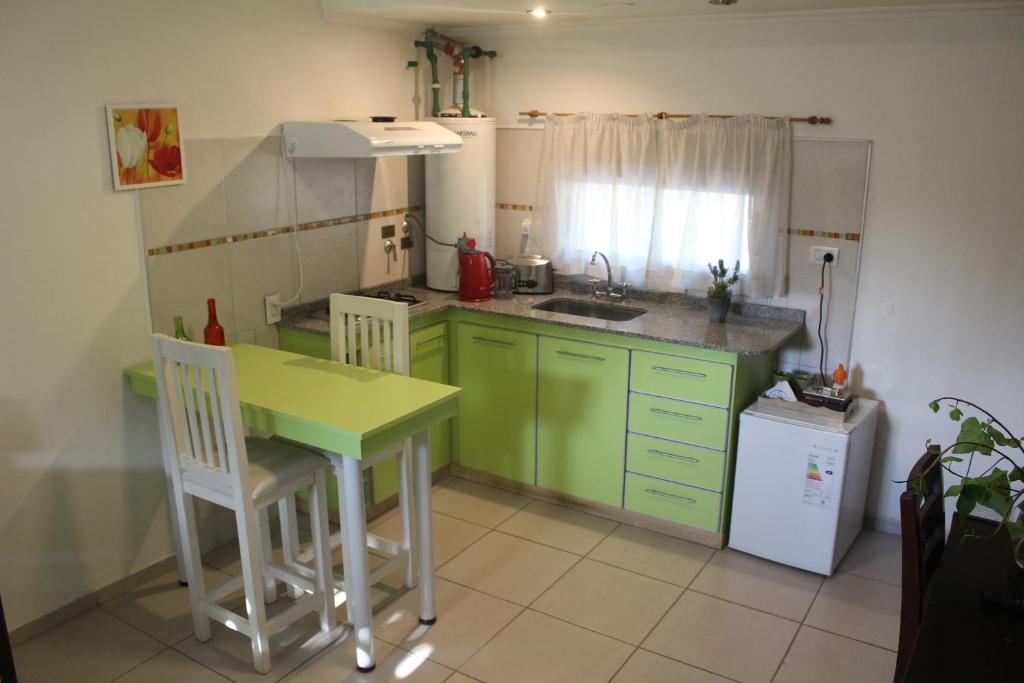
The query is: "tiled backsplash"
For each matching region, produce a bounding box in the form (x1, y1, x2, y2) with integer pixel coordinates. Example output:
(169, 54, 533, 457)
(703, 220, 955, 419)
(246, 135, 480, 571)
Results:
(141, 136, 425, 345)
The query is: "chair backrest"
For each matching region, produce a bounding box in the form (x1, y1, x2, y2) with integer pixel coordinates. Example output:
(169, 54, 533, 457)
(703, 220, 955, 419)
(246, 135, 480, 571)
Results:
(329, 293, 410, 376)
(896, 444, 945, 680)
(150, 334, 250, 495)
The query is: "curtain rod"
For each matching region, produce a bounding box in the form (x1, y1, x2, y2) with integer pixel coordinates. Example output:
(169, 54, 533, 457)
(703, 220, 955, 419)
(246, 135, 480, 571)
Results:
(518, 110, 833, 125)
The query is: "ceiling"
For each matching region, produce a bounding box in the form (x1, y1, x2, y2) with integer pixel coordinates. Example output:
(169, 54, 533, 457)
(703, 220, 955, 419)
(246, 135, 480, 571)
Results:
(322, 0, 1006, 28)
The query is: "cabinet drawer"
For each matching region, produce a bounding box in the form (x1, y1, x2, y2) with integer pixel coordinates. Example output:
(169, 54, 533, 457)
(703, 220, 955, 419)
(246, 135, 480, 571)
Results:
(410, 323, 447, 361)
(624, 473, 721, 532)
(626, 433, 724, 492)
(630, 351, 732, 407)
(628, 393, 728, 450)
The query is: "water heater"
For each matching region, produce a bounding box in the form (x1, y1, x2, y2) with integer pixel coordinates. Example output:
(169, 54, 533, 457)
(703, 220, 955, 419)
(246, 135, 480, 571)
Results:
(425, 117, 496, 291)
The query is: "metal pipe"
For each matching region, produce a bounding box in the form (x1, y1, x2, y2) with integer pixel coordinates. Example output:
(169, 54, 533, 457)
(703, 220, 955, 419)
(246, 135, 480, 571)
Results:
(414, 40, 441, 117)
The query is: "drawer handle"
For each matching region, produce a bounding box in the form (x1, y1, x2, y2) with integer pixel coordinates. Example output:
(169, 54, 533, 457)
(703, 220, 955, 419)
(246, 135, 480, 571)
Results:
(644, 488, 697, 505)
(652, 365, 706, 378)
(415, 334, 445, 347)
(556, 350, 605, 362)
(649, 407, 703, 421)
(647, 448, 699, 464)
(472, 336, 514, 347)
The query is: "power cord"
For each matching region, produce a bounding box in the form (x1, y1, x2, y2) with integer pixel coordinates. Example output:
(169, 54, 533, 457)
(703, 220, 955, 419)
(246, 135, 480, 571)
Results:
(817, 252, 835, 384)
(403, 213, 456, 248)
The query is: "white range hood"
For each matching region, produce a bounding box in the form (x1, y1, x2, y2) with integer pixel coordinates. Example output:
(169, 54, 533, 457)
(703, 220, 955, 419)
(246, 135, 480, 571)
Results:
(281, 120, 462, 158)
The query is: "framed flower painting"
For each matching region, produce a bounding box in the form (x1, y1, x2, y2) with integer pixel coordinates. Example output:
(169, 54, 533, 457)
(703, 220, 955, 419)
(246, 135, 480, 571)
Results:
(106, 104, 186, 190)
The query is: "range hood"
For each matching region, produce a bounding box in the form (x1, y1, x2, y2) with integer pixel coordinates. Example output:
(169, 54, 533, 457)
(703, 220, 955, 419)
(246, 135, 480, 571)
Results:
(281, 120, 462, 158)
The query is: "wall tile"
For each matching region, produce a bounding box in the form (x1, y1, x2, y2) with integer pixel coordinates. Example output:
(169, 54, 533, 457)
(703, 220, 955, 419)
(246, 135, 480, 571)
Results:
(356, 156, 409, 213)
(296, 224, 359, 303)
(496, 129, 542, 206)
(356, 217, 420, 289)
(227, 233, 299, 333)
(140, 139, 227, 249)
(146, 246, 235, 339)
(222, 136, 296, 233)
(254, 325, 279, 349)
(293, 157, 356, 224)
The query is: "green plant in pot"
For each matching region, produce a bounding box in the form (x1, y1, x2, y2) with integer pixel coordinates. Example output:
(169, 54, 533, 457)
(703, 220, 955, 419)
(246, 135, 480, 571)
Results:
(916, 398, 1024, 569)
(707, 259, 740, 323)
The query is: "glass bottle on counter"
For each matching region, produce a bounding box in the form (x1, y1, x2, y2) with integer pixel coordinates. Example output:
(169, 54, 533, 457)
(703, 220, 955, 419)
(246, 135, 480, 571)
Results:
(173, 316, 192, 342)
(203, 298, 225, 346)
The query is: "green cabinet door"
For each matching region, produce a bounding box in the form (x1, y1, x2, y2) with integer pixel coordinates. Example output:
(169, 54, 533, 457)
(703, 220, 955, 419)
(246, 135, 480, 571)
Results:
(455, 322, 537, 484)
(372, 322, 452, 503)
(537, 337, 629, 506)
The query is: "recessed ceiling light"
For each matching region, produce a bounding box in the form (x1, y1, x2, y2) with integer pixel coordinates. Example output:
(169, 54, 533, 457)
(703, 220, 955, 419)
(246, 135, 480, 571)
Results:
(527, 8, 549, 18)
(709, 0, 738, 5)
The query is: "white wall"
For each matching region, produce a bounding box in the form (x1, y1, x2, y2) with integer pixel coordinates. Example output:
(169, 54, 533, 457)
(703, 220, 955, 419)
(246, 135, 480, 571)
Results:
(0, 0, 421, 630)
(474, 8, 1024, 525)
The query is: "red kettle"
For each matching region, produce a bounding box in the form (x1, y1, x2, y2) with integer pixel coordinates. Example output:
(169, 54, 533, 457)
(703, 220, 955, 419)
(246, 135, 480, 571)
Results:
(457, 235, 495, 302)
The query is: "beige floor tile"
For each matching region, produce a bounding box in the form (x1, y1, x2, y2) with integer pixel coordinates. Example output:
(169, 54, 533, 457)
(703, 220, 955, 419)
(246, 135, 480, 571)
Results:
(774, 626, 897, 683)
(431, 479, 530, 528)
(116, 648, 231, 683)
(532, 559, 681, 644)
(283, 636, 452, 682)
(496, 500, 617, 554)
(370, 510, 488, 568)
(460, 610, 634, 683)
(436, 532, 578, 605)
(101, 566, 235, 646)
(174, 609, 341, 683)
(690, 549, 823, 621)
(445, 675, 480, 683)
(612, 649, 733, 683)
(839, 530, 902, 586)
(372, 579, 521, 669)
(13, 609, 164, 683)
(587, 524, 715, 586)
(642, 591, 798, 683)
(804, 572, 901, 650)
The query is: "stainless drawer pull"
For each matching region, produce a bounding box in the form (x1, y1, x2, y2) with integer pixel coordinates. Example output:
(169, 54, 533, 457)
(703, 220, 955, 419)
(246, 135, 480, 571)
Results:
(649, 407, 703, 421)
(556, 350, 605, 362)
(647, 448, 699, 464)
(415, 334, 446, 347)
(472, 336, 514, 347)
(645, 488, 696, 504)
(652, 365, 706, 378)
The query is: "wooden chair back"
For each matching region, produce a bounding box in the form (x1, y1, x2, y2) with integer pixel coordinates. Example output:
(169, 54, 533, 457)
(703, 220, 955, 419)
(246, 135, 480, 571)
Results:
(895, 444, 946, 681)
(150, 334, 251, 497)
(329, 293, 410, 376)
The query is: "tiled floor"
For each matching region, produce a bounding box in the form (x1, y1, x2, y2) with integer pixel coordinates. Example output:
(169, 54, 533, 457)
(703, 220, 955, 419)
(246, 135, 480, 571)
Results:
(12, 477, 901, 682)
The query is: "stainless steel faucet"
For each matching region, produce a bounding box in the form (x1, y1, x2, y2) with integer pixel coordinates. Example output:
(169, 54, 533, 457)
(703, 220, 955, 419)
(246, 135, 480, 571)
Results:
(589, 250, 630, 301)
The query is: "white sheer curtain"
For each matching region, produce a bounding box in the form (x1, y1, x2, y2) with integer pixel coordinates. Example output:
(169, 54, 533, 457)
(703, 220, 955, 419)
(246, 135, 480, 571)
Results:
(530, 113, 792, 298)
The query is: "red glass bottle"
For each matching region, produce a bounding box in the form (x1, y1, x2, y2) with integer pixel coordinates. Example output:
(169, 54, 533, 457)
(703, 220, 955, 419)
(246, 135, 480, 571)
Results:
(203, 298, 225, 346)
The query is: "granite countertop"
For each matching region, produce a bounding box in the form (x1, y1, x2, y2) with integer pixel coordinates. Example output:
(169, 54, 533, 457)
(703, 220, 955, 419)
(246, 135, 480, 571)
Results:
(280, 283, 804, 356)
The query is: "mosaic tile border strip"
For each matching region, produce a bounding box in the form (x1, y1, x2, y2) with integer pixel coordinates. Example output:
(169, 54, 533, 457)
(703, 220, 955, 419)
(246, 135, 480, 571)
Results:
(147, 206, 423, 256)
(496, 202, 534, 212)
(789, 228, 860, 241)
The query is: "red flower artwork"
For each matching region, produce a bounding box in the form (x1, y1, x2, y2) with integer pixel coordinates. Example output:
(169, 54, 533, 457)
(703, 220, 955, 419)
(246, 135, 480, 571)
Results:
(136, 108, 163, 143)
(150, 145, 182, 178)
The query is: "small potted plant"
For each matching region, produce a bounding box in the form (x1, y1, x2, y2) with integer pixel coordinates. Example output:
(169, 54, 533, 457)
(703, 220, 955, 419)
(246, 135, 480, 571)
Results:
(707, 259, 740, 323)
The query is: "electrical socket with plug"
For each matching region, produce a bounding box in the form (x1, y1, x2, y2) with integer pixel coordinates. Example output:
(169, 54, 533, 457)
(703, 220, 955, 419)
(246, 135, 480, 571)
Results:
(809, 246, 839, 265)
(265, 293, 281, 324)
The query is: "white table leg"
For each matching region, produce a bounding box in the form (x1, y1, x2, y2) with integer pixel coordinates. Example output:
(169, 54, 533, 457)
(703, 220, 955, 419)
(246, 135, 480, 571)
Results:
(337, 455, 375, 673)
(412, 429, 436, 624)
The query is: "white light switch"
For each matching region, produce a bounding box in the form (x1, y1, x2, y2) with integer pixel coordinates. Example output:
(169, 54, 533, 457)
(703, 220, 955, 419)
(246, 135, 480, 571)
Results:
(809, 246, 839, 265)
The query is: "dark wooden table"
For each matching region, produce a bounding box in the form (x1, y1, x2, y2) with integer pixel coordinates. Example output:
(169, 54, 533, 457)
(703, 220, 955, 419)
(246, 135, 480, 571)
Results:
(902, 514, 1023, 682)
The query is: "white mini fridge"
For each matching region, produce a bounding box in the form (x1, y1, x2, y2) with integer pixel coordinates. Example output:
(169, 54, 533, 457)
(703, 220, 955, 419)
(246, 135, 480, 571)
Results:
(728, 398, 879, 575)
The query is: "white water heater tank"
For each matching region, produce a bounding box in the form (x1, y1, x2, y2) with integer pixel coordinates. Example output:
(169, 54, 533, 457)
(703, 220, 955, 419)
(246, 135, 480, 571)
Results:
(425, 117, 496, 291)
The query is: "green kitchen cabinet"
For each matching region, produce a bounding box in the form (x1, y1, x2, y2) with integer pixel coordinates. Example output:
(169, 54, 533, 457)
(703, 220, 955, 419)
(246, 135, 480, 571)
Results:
(454, 322, 537, 484)
(536, 337, 629, 506)
(372, 323, 452, 503)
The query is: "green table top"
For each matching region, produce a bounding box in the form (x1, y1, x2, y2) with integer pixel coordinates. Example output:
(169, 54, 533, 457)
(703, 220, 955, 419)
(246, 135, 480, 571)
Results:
(125, 343, 460, 459)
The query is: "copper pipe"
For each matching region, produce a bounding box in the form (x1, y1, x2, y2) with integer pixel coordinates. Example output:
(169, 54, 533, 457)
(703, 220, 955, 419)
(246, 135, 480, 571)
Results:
(518, 110, 833, 125)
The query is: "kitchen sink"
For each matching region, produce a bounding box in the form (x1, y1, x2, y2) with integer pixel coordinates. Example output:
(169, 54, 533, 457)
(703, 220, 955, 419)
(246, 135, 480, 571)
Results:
(532, 298, 647, 322)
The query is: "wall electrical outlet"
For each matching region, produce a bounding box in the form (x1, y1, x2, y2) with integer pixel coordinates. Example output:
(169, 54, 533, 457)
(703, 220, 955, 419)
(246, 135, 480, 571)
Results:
(809, 246, 839, 265)
(380, 224, 396, 239)
(265, 293, 281, 324)
(400, 236, 413, 250)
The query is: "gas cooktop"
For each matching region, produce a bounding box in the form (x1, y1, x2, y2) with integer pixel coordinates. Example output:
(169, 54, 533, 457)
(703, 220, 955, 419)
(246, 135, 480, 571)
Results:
(309, 291, 428, 321)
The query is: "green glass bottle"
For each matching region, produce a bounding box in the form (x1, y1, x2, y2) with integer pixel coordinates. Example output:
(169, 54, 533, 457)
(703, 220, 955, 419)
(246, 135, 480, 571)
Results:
(173, 316, 192, 342)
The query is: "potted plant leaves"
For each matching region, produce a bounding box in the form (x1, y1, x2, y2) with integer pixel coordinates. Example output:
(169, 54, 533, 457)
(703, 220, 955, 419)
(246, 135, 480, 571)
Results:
(918, 398, 1024, 569)
(707, 259, 740, 323)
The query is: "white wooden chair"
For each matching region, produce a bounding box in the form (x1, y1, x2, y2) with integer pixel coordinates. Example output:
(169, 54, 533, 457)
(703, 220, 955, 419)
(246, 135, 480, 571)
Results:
(286, 294, 418, 637)
(150, 334, 337, 674)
